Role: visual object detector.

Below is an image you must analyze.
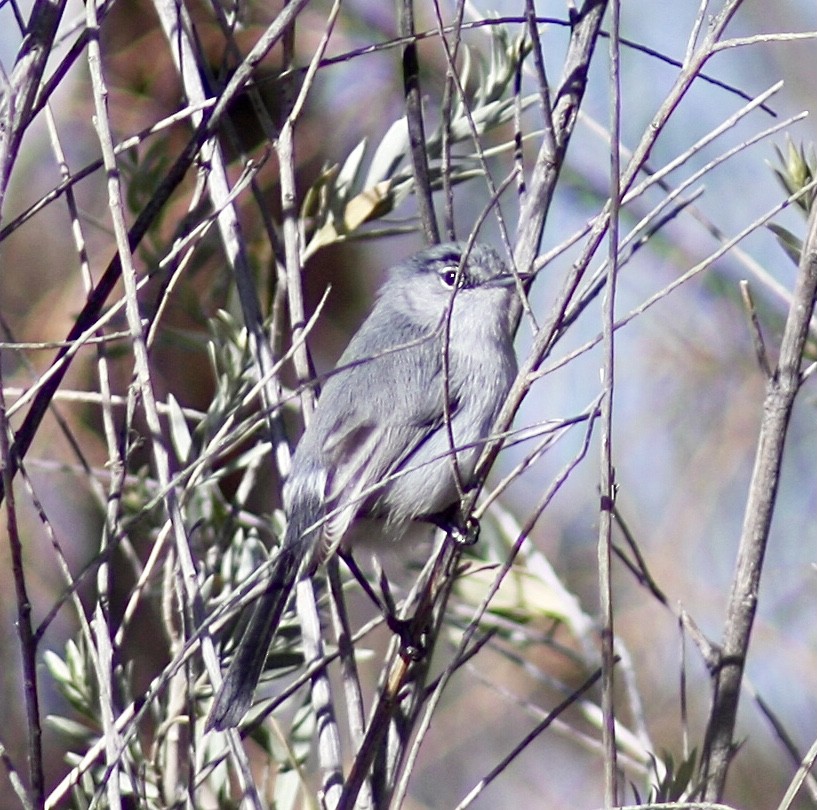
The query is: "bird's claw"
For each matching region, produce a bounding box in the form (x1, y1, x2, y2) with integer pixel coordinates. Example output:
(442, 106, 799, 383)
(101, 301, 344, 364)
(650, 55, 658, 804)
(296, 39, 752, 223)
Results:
(452, 515, 480, 546)
(387, 616, 427, 662)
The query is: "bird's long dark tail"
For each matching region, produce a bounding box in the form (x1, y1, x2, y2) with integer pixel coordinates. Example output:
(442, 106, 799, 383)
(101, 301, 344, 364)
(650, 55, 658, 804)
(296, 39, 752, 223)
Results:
(206, 548, 299, 731)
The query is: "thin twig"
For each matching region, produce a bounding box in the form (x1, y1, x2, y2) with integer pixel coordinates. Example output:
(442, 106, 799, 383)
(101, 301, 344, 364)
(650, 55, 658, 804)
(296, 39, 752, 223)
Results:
(599, 2, 621, 802)
(740, 281, 773, 379)
(0, 741, 34, 810)
(534, 176, 817, 389)
(298, 16, 776, 115)
(150, 2, 287, 801)
(744, 678, 817, 805)
(436, 0, 466, 241)
(455, 667, 604, 809)
(775, 725, 817, 810)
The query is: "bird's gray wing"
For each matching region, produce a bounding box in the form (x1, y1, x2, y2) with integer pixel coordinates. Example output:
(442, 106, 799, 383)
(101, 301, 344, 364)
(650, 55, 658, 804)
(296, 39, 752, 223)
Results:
(306, 313, 449, 557)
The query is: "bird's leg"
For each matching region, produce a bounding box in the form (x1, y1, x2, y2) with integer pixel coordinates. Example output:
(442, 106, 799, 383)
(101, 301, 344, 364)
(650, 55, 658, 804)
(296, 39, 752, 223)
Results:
(427, 503, 480, 546)
(376, 561, 426, 661)
(338, 548, 384, 613)
(337, 550, 426, 660)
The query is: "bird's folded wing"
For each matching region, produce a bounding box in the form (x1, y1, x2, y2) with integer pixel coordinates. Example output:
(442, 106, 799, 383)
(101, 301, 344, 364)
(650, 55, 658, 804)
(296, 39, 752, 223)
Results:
(315, 342, 459, 556)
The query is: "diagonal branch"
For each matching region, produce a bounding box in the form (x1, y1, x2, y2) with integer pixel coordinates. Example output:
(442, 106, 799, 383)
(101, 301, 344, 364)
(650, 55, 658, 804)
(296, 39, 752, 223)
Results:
(700, 189, 817, 800)
(512, 0, 608, 284)
(0, 0, 68, 214)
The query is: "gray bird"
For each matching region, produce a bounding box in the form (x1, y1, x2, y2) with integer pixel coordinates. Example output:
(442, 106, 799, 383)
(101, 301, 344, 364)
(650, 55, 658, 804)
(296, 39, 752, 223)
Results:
(207, 242, 521, 730)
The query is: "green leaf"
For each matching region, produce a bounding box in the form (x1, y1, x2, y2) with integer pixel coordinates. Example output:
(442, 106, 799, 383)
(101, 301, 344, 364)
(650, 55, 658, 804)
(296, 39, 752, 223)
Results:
(767, 222, 803, 266)
(365, 117, 409, 188)
(335, 138, 368, 203)
(46, 715, 94, 741)
(166, 392, 192, 463)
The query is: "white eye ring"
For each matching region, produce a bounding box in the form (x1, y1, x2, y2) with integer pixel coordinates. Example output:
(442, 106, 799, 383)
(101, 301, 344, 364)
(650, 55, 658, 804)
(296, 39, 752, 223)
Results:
(439, 266, 461, 289)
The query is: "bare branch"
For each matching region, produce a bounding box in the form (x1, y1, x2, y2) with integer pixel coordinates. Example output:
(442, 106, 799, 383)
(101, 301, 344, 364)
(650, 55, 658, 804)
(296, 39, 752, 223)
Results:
(700, 185, 817, 801)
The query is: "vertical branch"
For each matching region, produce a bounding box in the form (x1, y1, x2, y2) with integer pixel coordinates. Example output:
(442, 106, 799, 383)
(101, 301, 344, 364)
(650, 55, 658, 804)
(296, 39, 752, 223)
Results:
(0, 22, 73, 766)
(328, 563, 372, 807)
(398, 0, 439, 244)
(700, 193, 817, 800)
(0, 369, 43, 808)
(83, 6, 177, 808)
(599, 0, 622, 805)
(437, 0, 467, 241)
(276, 2, 347, 803)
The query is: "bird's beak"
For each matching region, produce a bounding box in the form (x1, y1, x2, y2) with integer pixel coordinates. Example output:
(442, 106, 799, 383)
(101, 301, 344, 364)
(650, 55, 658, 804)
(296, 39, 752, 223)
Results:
(493, 269, 532, 287)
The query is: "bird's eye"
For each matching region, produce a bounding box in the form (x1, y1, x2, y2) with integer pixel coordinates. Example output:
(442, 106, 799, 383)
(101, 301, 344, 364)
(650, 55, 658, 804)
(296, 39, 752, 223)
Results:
(439, 266, 462, 289)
